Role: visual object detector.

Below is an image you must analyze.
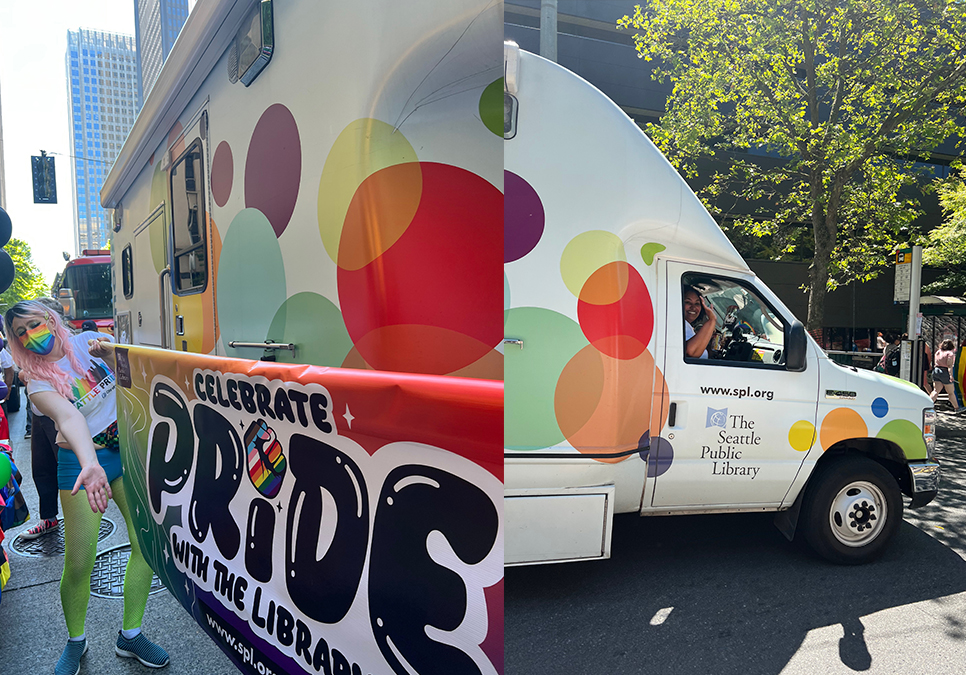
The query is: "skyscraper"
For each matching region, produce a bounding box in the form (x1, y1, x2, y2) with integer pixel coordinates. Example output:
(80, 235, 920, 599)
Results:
(66, 29, 139, 252)
(134, 0, 190, 106)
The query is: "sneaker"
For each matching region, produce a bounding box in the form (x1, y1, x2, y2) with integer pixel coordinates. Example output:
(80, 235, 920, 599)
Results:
(55, 639, 88, 675)
(20, 517, 58, 540)
(115, 632, 170, 668)
(24, 429, 31, 439)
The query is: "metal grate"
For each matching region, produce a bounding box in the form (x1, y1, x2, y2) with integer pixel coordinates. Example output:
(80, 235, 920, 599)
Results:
(11, 518, 115, 557)
(90, 543, 165, 599)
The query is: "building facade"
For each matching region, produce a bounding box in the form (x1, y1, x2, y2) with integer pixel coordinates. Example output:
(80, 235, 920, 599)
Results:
(133, 0, 190, 106)
(66, 29, 139, 252)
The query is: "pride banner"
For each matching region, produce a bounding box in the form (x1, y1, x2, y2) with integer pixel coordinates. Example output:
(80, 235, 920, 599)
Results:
(113, 346, 503, 675)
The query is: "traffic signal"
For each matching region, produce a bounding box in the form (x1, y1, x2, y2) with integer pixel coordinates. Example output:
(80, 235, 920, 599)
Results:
(31, 151, 57, 204)
(0, 208, 15, 293)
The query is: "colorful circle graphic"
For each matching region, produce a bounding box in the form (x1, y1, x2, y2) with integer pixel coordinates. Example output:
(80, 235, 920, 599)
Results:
(504, 308, 588, 450)
(788, 420, 816, 452)
(577, 261, 654, 360)
(216, 208, 287, 359)
(337, 163, 502, 375)
(318, 119, 420, 265)
(211, 140, 233, 208)
(267, 292, 354, 368)
(871, 397, 889, 418)
(646, 436, 674, 477)
(876, 419, 928, 460)
(504, 171, 544, 263)
(554, 346, 669, 462)
(560, 231, 627, 298)
(338, 163, 423, 271)
(820, 407, 868, 450)
(479, 78, 503, 137)
(245, 104, 301, 238)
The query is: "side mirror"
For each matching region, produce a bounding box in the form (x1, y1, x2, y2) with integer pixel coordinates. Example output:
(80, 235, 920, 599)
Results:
(786, 321, 807, 372)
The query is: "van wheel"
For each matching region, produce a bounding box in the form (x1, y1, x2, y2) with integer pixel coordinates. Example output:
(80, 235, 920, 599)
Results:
(800, 455, 902, 565)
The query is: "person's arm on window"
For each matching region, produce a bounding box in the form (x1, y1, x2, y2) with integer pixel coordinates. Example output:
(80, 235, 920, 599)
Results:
(686, 297, 717, 358)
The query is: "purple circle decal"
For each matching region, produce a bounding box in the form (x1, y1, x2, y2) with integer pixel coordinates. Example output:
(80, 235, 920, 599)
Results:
(245, 104, 301, 238)
(211, 141, 233, 208)
(505, 171, 544, 263)
(642, 436, 673, 478)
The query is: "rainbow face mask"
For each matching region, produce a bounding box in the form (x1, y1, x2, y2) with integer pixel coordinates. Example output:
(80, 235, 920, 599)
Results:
(20, 322, 55, 356)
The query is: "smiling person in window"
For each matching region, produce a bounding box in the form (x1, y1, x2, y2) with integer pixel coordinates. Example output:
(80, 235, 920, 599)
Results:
(683, 285, 717, 359)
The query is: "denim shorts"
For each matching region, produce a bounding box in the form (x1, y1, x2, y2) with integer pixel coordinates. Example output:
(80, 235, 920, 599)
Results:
(56, 446, 123, 491)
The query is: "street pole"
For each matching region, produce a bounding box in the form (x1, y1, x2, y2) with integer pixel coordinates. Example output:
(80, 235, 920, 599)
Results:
(540, 0, 558, 62)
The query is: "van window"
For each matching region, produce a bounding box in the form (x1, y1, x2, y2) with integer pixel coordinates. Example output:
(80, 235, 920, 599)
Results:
(169, 140, 207, 294)
(683, 274, 786, 366)
(121, 244, 133, 298)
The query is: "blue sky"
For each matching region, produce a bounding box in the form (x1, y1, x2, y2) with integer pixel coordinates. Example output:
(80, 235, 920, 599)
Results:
(0, 0, 193, 283)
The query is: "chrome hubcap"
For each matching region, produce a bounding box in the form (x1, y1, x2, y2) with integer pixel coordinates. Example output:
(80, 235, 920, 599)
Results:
(828, 481, 887, 547)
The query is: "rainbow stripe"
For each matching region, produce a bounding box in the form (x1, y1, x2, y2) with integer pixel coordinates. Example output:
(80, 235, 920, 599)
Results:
(245, 421, 286, 498)
(20, 323, 54, 354)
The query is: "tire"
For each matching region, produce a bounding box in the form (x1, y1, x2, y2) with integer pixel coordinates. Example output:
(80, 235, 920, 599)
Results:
(799, 455, 902, 565)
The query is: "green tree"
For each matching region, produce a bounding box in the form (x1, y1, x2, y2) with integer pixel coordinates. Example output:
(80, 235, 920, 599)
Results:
(923, 168, 966, 294)
(619, 0, 966, 329)
(0, 238, 50, 315)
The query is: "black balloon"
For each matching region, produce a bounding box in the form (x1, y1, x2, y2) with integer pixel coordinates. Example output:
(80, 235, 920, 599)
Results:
(0, 250, 14, 294)
(0, 208, 10, 248)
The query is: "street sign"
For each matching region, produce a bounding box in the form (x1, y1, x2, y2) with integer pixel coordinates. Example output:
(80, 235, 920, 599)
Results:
(894, 246, 912, 303)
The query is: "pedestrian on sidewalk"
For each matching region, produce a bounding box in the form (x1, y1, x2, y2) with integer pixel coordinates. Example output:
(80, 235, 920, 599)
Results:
(4, 300, 169, 674)
(19, 297, 76, 540)
(931, 339, 961, 413)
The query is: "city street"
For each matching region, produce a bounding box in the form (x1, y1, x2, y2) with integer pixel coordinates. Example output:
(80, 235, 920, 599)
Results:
(506, 413, 966, 675)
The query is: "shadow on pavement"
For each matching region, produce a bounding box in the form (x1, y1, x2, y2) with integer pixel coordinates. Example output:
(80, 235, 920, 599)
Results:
(506, 498, 966, 675)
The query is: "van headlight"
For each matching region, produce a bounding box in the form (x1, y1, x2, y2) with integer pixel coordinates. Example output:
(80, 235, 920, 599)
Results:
(923, 408, 936, 457)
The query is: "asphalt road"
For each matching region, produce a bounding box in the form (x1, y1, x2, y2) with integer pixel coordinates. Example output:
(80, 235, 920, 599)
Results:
(505, 412, 966, 675)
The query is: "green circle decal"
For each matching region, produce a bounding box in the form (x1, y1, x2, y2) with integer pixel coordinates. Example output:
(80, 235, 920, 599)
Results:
(266, 292, 353, 368)
(505, 307, 589, 450)
(217, 208, 287, 359)
(876, 419, 928, 460)
(480, 78, 504, 137)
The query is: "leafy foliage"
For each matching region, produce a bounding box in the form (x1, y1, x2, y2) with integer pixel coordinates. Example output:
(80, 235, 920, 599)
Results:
(0, 239, 50, 316)
(619, 0, 966, 328)
(923, 168, 966, 295)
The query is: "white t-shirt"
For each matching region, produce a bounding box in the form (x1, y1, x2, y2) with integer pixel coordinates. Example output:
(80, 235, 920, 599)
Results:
(0, 348, 12, 370)
(684, 320, 708, 359)
(27, 332, 116, 437)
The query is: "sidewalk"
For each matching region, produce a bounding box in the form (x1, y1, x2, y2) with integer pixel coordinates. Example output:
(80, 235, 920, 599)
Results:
(0, 406, 237, 674)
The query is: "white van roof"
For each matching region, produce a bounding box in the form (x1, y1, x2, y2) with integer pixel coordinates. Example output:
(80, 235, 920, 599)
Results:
(506, 44, 748, 272)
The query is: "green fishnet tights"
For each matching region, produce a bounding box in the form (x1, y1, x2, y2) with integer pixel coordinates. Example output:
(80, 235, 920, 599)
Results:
(60, 479, 154, 637)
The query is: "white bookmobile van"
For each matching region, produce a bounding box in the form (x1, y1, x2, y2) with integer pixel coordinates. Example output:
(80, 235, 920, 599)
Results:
(100, 2, 504, 674)
(503, 42, 941, 566)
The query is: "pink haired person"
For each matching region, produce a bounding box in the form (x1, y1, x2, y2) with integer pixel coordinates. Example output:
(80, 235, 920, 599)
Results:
(5, 300, 169, 674)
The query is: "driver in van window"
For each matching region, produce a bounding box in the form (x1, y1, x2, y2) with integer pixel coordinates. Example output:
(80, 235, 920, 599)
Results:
(683, 285, 717, 359)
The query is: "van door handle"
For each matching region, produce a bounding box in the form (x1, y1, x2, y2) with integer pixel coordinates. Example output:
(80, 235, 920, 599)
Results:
(668, 402, 677, 427)
(504, 338, 524, 349)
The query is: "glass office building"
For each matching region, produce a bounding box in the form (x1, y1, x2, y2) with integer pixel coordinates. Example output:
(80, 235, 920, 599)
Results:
(134, 0, 190, 106)
(66, 29, 139, 252)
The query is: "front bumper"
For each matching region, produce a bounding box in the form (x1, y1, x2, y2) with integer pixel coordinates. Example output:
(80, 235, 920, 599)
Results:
(908, 460, 941, 508)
